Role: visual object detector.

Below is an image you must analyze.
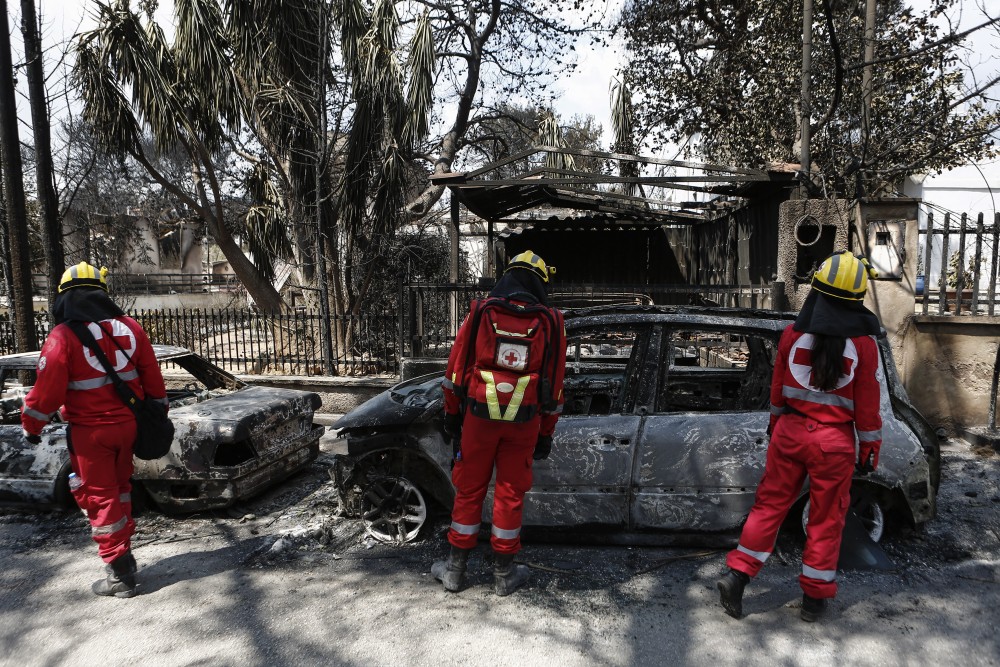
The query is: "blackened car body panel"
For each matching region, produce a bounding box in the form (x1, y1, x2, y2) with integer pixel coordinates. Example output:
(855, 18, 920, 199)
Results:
(335, 306, 939, 544)
(0, 348, 322, 513)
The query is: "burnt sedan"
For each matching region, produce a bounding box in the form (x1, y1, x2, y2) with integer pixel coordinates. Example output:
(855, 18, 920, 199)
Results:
(0, 345, 323, 513)
(332, 305, 939, 545)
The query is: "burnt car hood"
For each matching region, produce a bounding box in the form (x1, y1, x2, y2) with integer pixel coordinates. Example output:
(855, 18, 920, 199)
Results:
(333, 375, 442, 431)
(135, 386, 321, 478)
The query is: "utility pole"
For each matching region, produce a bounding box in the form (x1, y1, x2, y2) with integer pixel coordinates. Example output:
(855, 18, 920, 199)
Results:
(0, 0, 39, 352)
(862, 0, 877, 158)
(800, 0, 813, 191)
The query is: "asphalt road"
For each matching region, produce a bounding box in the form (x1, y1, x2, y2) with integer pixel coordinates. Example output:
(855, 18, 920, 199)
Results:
(0, 438, 998, 667)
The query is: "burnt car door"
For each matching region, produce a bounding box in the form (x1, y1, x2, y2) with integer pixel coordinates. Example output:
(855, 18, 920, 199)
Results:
(631, 325, 776, 532)
(519, 324, 653, 529)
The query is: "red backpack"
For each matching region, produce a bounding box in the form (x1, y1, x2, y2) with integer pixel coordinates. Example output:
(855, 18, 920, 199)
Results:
(453, 297, 562, 422)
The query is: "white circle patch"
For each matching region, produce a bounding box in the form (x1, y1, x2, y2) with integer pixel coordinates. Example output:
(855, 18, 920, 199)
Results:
(82, 320, 137, 373)
(496, 382, 515, 393)
(37, 356, 46, 371)
(789, 334, 857, 391)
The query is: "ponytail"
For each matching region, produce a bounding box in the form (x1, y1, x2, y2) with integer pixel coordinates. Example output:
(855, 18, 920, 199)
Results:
(811, 334, 847, 391)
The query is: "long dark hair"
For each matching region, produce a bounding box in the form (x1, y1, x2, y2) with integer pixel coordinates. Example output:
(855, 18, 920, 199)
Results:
(811, 333, 847, 391)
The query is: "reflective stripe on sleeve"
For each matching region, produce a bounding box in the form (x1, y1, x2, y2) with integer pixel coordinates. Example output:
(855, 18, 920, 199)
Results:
(857, 428, 882, 442)
(450, 521, 480, 535)
(91, 515, 128, 536)
(67, 369, 139, 391)
(802, 564, 837, 582)
(737, 543, 771, 563)
(152, 397, 169, 407)
(770, 404, 784, 416)
(23, 406, 55, 421)
(782, 386, 854, 410)
(491, 525, 521, 540)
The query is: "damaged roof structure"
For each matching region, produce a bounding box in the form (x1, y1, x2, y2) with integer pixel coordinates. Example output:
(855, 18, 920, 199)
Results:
(430, 146, 799, 288)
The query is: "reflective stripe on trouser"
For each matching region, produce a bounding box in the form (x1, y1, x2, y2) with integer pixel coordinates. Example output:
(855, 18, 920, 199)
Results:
(67, 420, 138, 563)
(448, 413, 539, 555)
(727, 414, 855, 599)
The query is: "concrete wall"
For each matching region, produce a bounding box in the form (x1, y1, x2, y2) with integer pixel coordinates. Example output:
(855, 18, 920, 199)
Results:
(236, 374, 396, 415)
(776, 198, 1000, 431)
(775, 199, 852, 309)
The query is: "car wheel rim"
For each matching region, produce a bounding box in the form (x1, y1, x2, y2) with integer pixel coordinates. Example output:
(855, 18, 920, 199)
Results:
(360, 476, 427, 544)
(801, 495, 885, 543)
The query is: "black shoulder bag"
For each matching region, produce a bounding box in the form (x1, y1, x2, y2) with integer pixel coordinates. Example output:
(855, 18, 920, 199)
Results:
(66, 321, 174, 460)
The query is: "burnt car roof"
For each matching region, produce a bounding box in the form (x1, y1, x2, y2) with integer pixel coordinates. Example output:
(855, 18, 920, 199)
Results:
(562, 304, 886, 336)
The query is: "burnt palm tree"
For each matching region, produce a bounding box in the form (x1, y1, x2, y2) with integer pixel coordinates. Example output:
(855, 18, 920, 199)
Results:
(73, 0, 435, 318)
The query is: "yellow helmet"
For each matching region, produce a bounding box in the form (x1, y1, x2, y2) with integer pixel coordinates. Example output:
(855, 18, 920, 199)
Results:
(58, 262, 109, 293)
(506, 250, 556, 283)
(811, 251, 877, 301)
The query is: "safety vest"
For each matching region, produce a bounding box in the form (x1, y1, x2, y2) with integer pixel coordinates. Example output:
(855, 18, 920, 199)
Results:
(445, 298, 563, 423)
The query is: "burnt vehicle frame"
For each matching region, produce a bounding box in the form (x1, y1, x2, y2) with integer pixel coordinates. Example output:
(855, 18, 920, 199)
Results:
(332, 305, 939, 546)
(0, 345, 324, 513)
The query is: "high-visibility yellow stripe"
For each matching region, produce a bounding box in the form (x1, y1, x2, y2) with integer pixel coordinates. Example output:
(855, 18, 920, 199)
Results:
(479, 371, 532, 421)
(492, 324, 534, 337)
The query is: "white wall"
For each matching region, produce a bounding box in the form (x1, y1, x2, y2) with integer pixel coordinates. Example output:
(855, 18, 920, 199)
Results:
(903, 159, 1000, 291)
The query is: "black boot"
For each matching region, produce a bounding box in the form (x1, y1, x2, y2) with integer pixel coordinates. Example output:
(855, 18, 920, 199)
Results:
(493, 552, 529, 597)
(103, 550, 137, 576)
(801, 594, 828, 622)
(717, 569, 751, 619)
(431, 545, 471, 592)
(92, 551, 138, 598)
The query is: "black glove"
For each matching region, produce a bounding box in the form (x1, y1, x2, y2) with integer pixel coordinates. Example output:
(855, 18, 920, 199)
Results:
(443, 413, 463, 463)
(22, 429, 41, 445)
(533, 434, 553, 461)
(856, 446, 877, 475)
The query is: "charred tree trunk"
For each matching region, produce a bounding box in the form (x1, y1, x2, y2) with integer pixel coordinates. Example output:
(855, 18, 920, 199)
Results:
(0, 0, 39, 351)
(0, 179, 14, 304)
(20, 0, 63, 312)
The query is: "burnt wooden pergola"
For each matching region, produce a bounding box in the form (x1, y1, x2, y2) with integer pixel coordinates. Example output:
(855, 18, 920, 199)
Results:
(430, 146, 796, 277)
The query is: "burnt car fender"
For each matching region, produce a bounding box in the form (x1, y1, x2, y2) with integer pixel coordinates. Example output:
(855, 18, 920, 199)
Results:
(334, 429, 453, 514)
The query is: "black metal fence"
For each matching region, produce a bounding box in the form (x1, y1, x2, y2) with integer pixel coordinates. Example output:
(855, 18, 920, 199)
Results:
(0, 312, 51, 356)
(401, 282, 774, 357)
(918, 211, 1000, 316)
(3, 282, 775, 374)
(0, 308, 398, 376)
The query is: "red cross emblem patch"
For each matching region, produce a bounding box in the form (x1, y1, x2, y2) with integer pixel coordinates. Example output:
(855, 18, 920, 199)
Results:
(496, 341, 529, 371)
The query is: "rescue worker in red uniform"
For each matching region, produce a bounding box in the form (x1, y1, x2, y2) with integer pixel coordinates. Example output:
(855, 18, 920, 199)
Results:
(432, 251, 567, 596)
(718, 251, 882, 622)
(21, 263, 167, 598)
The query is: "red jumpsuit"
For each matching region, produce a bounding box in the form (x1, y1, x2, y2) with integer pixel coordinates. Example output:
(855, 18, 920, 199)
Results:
(442, 298, 566, 555)
(22, 317, 167, 563)
(726, 326, 882, 598)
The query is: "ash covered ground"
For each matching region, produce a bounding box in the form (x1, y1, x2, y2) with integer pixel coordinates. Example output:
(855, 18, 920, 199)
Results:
(1, 440, 998, 666)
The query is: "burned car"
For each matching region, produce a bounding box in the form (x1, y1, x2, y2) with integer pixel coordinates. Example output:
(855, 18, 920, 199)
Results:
(332, 305, 939, 545)
(0, 345, 323, 513)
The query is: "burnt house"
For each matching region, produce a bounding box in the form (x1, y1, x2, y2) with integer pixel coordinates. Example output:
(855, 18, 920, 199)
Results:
(431, 147, 797, 305)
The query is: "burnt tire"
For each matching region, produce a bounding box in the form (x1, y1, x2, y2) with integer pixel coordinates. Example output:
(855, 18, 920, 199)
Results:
(800, 483, 888, 543)
(53, 460, 75, 511)
(360, 475, 428, 544)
